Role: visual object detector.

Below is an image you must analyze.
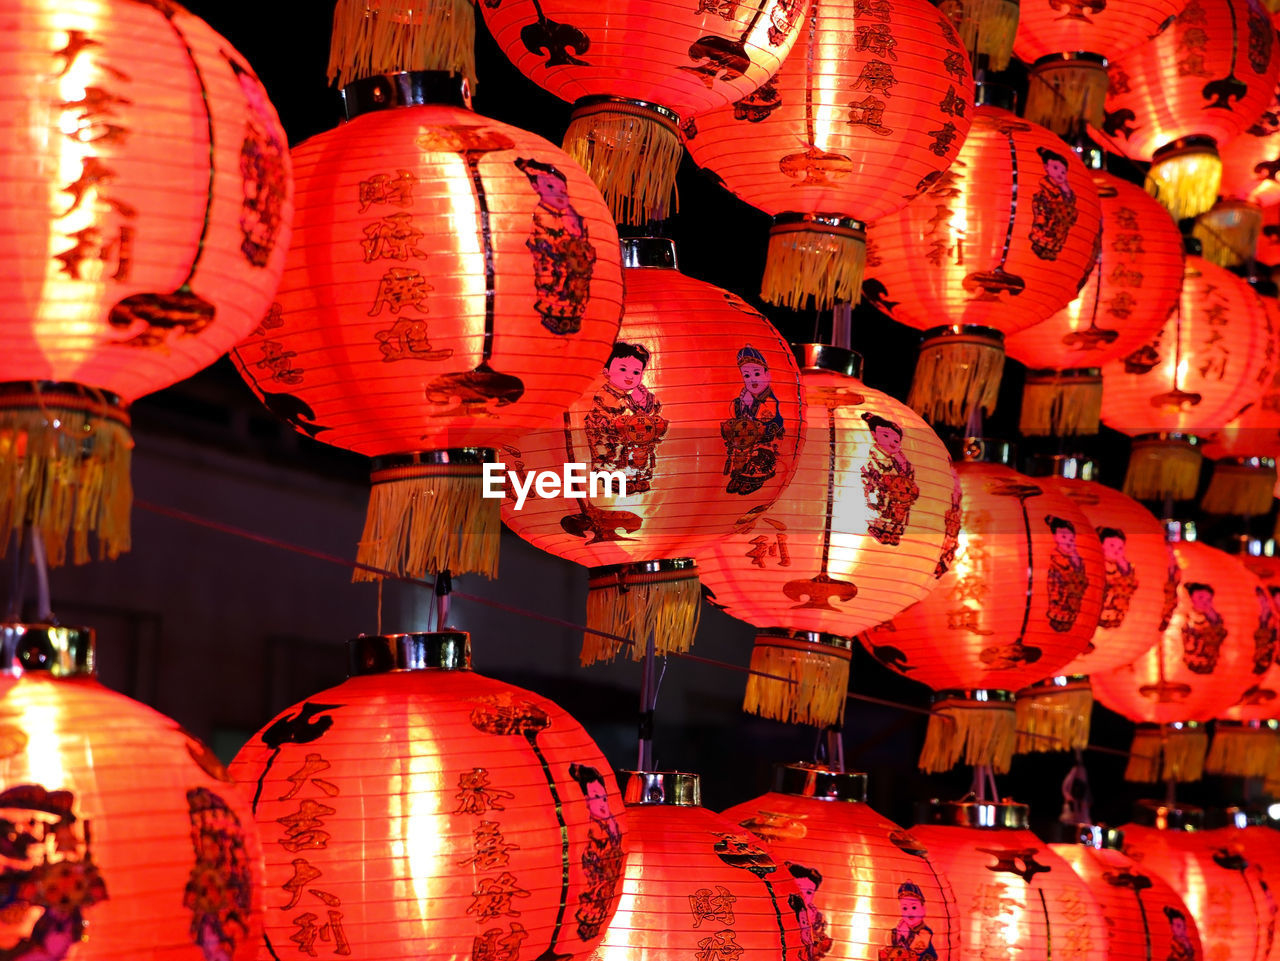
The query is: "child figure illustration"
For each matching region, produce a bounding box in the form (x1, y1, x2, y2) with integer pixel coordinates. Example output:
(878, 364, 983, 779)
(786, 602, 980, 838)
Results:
(787, 863, 833, 961)
(584, 342, 668, 494)
(861, 413, 920, 546)
(516, 157, 597, 335)
(721, 344, 784, 495)
(1045, 515, 1088, 632)
(1098, 526, 1138, 631)
(1254, 585, 1277, 674)
(569, 763, 624, 941)
(1029, 146, 1079, 261)
(229, 59, 288, 268)
(1182, 582, 1228, 674)
(1165, 906, 1196, 961)
(879, 881, 937, 961)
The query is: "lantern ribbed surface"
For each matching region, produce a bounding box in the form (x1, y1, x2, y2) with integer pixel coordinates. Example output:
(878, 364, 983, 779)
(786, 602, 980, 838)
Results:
(228, 635, 626, 961)
(1201, 822, 1280, 925)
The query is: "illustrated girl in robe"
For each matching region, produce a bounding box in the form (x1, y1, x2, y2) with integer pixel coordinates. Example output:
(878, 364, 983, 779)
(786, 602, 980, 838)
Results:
(879, 881, 937, 961)
(1098, 526, 1138, 631)
(1045, 515, 1088, 631)
(569, 763, 624, 941)
(1029, 146, 1079, 261)
(1160, 543, 1181, 632)
(1254, 585, 1278, 674)
(787, 863, 833, 961)
(721, 344, 784, 495)
(1165, 906, 1196, 961)
(228, 59, 288, 268)
(934, 469, 963, 578)
(1182, 582, 1228, 674)
(584, 342, 668, 494)
(861, 413, 919, 546)
(516, 157, 597, 335)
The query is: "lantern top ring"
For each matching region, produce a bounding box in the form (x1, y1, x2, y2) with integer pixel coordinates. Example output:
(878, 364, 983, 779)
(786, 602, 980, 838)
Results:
(772, 212, 867, 236)
(773, 762, 869, 803)
(1023, 452, 1097, 480)
(372, 448, 497, 475)
(1132, 798, 1205, 831)
(622, 237, 678, 269)
(1071, 822, 1125, 850)
(1021, 673, 1092, 694)
(621, 770, 701, 807)
(1031, 51, 1109, 69)
(0, 622, 95, 678)
(571, 96, 681, 130)
(791, 343, 864, 379)
(1216, 456, 1277, 471)
(919, 324, 1004, 350)
(347, 631, 472, 676)
(945, 437, 1016, 466)
(588, 558, 698, 582)
(0, 382, 128, 426)
(924, 798, 1031, 830)
(340, 70, 472, 120)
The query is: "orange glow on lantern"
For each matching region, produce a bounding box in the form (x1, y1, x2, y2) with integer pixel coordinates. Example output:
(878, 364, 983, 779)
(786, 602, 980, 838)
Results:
(229, 631, 626, 960)
(1217, 78, 1280, 209)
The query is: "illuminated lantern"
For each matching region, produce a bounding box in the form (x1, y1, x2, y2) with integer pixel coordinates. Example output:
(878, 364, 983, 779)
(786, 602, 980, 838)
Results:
(721, 763, 961, 961)
(228, 631, 626, 959)
(329, 0, 478, 90)
(596, 771, 804, 957)
(860, 443, 1105, 773)
(0, 622, 264, 959)
(501, 238, 804, 664)
(1192, 199, 1265, 267)
(695, 345, 955, 729)
(864, 98, 1102, 428)
(1005, 169, 1184, 438)
(1015, 465, 1173, 753)
(477, 0, 806, 225)
(1121, 801, 1277, 961)
(231, 73, 624, 582)
(1092, 530, 1264, 782)
(1099, 242, 1275, 502)
(1202, 808, 1280, 916)
(682, 0, 974, 311)
(1217, 79, 1280, 209)
(1051, 826, 1206, 961)
(1100, 0, 1280, 220)
(0, 1, 292, 565)
(910, 800, 1109, 961)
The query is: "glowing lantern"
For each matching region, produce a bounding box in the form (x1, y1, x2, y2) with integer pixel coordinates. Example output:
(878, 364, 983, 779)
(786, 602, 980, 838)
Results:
(500, 238, 804, 665)
(860, 442, 1105, 773)
(1092, 531, 1264, 782)
(1217, 79, 1280, 209)
(1100, 0, 1280, 220)
(1015, 465, 1173, 753)
(231, 73, 624, 582)
(682, 0, 974, 311)
(595, 771, 804, 957)
(228, 631, 626, 959)
(864, 99, 1102, 428)
(1005, 169, 1184, 438)
(477, 0, 806, 225)
(694, 345, 955, 729)
(1202, 808, 1280, 926)
(1099, 243, 1275, 502)
(910, 800, 1109, 961)
(721, 763, 961, 961)
(1051, 826, 1206, 961)
(0, 622, 264, 959)
(0, 0, 292, 565)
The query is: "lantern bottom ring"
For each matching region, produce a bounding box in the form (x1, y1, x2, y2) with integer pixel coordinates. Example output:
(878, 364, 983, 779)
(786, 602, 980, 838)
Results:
(1030, 51, 1109, 68)
(1071, 823, 1126, 850)
(588, 557, 697, 586)
(918, 324, 1004, 348)
(371, 448, 496, 476)
(773, 762, 868, 803)
(1153, 134, 1219, 162)
(571, 95, 681, 130)
(932, 688, 1017, 705)
(340, 70, 471, 120)
(1131, 796, 1205, 830)
(1019, 674, 1091, 694)
(792, 343, 864, 378)
(348, 630, 471, 675)
(923, 797, 1031, 829)
(755, 628, 853, 656)
(771, 212, 867, 236)
(0, 381, 128, 425)
(947, 436, 1016, 466)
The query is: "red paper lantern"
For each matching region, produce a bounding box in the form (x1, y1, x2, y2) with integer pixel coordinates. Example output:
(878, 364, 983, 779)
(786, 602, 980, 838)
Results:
(1216, 79, 1280, 209)
(230, 74, 624, 582)
(910, 801, 1109, 961)
(1101, 0, 1280, 220)
(864, 101, 1103, 427)
(1051, 828, 1206, 961)
(1202, 813, 1280, 930)
(721, 764, 961, 961)
(681, 0, 974, 311)
(694, 346, 955, 728)
(477, 0, 806, 225)
(1005, 170, 1185, 437)
(860, 446, 1105, 773)
(1092, 533, 1264, 781)
(595, 771, 804, 957)
(500, 238, 804, 664)
(0, 0, 292, 565)
(228, 631, 627, 960)
(0, 622, 264, 959)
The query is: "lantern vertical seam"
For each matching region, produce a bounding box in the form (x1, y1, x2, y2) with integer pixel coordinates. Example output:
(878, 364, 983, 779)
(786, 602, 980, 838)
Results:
(1037, 886, 1054, 961)
(525, 731, 573, 953)
(803, 0, 819, 148)
(996, 125, 1020, 273)
(1132, 883, 1153, 961)
(464, 150, 499, 364)
(820, 414, 837, 573)
(1016, 490, 1039, 645)
(759, 876, 789, 958)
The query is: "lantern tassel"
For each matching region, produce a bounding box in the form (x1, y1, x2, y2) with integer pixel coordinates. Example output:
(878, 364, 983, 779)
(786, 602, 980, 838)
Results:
(1019, 370, 1103, 437)
(742, 631, 852, 728)
(1192, 201, 1262, 268)
(355, 461, 500, 582)
(1125, 725, 1208, 782)
(583, 562, 700, 666)
(907, 327, 1005, 429)
(1121, 436, 1202, 502)
(564, 100, 682, 226)
(761, 220, 866, 312)
(1023, 58, 1109, 137)
(0, 389, 132, 567)
(940, 0, 1018, 70)
(1145, 142, 1222, 222)
(1013, 678, 1093, 754)
(1205, 723, 1280, 778)
(1201, 459, 1277, 517)
(919, 694, 1017, 774)
(328, 0, 477, 89)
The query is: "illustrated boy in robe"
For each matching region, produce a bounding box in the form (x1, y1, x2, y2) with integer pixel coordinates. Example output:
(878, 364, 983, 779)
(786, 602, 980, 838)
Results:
(861, 413, 919, 546)
(1045, 515, 1088, 632)
(1029, 146, 1079, 261)
(1182, 582, 1228, 674)
(787, 862, 833, 961)
(569, 763, 624, 940)
(1098, 526, 1138, 632)
(934, 469, 963, 578)
(1165, 906, 1196, 961)
(721, 344, 784, 495)
(880, 881, 937, 961)
(515, 157, 597, 335)
(1254, 585, 1278, 674)
(1159, 543, 1181, 632)
(584, 342, 668, 494)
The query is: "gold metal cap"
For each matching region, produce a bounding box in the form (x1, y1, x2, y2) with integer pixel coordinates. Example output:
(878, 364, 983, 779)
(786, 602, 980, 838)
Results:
(341, 70, 472, 118)
(621, 237, 678, 269)
(1131, 799, 1204, 831)
(791, 343, 865, 379)
(0, 623, 95, 678)
(621, 770, 701, 807)
(949, 437, 1017, 465)
(773, 763, 868, 802)
(924, 799, 1031, 829)
(1023, 453, 1097, 480)
(347, 631, 471, 675)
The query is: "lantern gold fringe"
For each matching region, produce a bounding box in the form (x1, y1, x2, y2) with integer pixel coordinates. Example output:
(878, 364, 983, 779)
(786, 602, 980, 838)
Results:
(742, 632, 851, 728)
(1122, 436, 1202, 502)
(761, 222, 866, 311)
(1014, 678, 1093, 753)
(1205, 724, 1280, 778)
(1193, 202, 1262, 268)
(907, 330, 1005, 428)
(0, 394, 132, 567)
(1145, 149, 1222, 222)
(919, 697, 1017, 774)
(1267, 0, 1280, 14)
(355, 464, 499, 581)
(1024, 59, 1108, 136)
(328, 0, 477, 89)
(941, 0, 1019, 70)
(564, 102, 682, 226)
(582, 563, 701, 666)
(1202, 460, 1277, 517)
(1125, 725, 1208, 782)
(1019, 371, 1103, 436)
